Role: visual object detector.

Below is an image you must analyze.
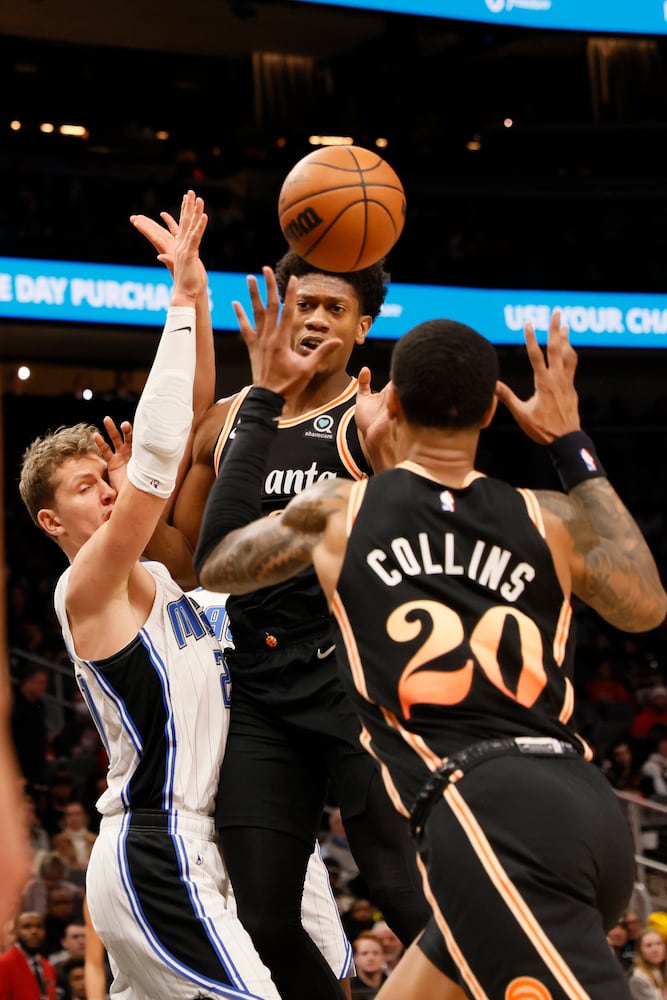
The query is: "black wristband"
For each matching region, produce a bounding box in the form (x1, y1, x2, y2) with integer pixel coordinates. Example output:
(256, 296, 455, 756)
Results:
(546, 430, 606, 492)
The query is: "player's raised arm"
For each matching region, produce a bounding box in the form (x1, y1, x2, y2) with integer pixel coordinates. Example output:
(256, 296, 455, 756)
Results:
(65, 192, 208, 606)
(129, 204, 217, 585)
(497, 310, 667, 633)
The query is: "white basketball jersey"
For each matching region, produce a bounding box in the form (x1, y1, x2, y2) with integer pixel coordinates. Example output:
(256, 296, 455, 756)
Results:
(54, 561, 227, 818)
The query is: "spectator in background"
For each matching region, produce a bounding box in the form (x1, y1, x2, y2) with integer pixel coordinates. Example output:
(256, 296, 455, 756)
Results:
(62, 956, 88, 1000)
(48, 921, 86, 967)
(630, 687, 667, 742)
(601, 738, 649, 795)
(607, 921, 632, 974)
(370, 921, 404, 975)
(0, 911, 57, 999)
(41, 887, 81, 958)
(51, 803, 96, 887)
(349, 933, 388, 998)
(10, 663, 51, 792)
(41, 766, 76, 839)
(23, 789, 51, 872)
(22, 854, 83, 923)
(647, 912, 667, 943)
(342, 899, 377, 944)
(628, 928, 667, 1000)
(622, 911, 645, 966)
(48, 922, 86, 998)
(586, 658, 635, 709)
(640, 735, 667, 802)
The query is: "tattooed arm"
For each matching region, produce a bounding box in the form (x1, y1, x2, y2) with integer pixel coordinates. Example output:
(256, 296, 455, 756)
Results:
(498, 309, 666, 632)
(537, 483, 667, 633)
(198, 477, 352, 599)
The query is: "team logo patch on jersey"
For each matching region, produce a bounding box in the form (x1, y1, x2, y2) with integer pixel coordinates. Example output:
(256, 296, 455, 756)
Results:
(306, 414, 335, 439)
(439, 489, 456, 512)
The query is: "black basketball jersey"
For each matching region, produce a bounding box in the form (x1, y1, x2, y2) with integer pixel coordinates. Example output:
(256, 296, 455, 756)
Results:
(213, 379, 372, 643)
(332, 462, 590, 815)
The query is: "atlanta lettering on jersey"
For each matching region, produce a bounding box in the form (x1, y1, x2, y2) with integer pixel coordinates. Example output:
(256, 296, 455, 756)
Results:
(366, 531, 536, 602)
(264, 463, 337, 496)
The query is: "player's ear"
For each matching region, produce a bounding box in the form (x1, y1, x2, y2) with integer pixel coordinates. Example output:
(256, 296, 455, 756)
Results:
(386, 382, 400, 421)
(37, 507, 64, 539)
(355, 316, 372, 346)
(480, 396, 498, 429)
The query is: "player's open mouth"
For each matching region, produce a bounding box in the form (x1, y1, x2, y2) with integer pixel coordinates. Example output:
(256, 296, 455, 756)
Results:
(299, 335, 324, 352)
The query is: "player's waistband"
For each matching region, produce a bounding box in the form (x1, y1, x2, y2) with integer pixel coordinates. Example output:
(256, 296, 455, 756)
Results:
(410, 735, 582, 839)
(100, 808, 216, 840)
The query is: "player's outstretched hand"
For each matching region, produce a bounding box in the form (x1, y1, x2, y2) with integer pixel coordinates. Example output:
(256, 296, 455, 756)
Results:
(232, 266, 341, 400)
(355, 367, 396, 472)
(495, 309, 581, 444)
(94, 416, 133, 492)
(170, 191, 208, 303)
(130, 211, 179, 275)
(130, 195, 208, 289)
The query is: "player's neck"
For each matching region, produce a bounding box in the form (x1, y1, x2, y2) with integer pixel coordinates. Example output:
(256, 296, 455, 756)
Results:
(398, 427, 479, 488)
(281, 370, 353, 418)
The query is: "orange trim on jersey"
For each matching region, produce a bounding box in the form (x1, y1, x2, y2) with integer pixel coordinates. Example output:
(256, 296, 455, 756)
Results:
(359, 727, 411, 818)
(212, 386, 252, 475)
(332, 593, 370, 700)
(444, 783, 592, 999)
(559, 676, 575, 724)
(379, 705, 443, 771)
(336, 405, 367, 479)
(416, 853, 489, 1000)
(276, 377, 359, 427)
(345, 479, 368, 536)
(517, 488, 546, 537)
(553, 600, 573, 666)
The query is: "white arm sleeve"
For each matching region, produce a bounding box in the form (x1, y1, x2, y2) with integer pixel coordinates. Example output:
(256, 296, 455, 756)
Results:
(126, 305, 196, 499)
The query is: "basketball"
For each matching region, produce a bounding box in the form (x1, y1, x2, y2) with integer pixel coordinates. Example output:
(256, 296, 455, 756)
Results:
(278, 145, 406, 272)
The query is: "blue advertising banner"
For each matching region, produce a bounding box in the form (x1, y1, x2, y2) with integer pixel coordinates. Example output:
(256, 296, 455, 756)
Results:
(296, 0, 667, 35)
(1, 256, 667, 348)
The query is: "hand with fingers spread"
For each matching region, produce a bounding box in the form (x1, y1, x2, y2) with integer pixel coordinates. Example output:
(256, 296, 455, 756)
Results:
(130, 204, 208, 289)
(130, 210, 179, 275)
(94, 416, 133, 492)
(232, 265, 342, 400)
(495, 308, 581, 444)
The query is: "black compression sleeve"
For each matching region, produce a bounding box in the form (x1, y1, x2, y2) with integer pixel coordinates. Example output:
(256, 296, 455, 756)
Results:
(193, 386, 284, 574)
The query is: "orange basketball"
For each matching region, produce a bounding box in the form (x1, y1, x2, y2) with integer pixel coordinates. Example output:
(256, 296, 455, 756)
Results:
(278, 145, 406, 272)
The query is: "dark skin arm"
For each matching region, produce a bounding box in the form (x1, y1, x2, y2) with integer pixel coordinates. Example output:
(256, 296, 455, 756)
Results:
(198, 476, 349, 596)
(497, 310, 667, 633)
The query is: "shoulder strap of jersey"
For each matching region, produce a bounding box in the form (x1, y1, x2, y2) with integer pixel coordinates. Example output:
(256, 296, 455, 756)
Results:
(212, 385, 253, 475)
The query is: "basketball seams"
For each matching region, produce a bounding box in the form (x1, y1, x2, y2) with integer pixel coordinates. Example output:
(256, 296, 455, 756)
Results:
(304, 204, 367, 270)
(279, 187, 405, 215)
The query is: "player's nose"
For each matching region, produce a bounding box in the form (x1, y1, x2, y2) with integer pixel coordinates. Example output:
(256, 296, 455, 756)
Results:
(304, 309, 329, 330)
